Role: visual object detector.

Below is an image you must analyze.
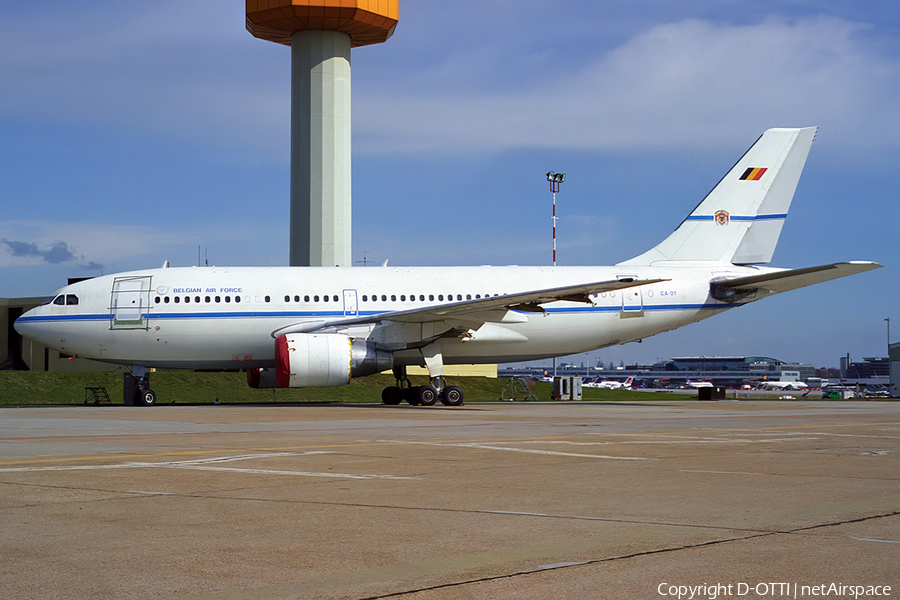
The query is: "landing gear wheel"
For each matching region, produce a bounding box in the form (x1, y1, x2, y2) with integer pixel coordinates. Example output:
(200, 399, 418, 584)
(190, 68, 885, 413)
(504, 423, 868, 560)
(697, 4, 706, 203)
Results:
(418, 385, 438, 406)
(138, 388, 157, 406)
(440, 386, 464, 407)
(382, 386, 403, 405)
(404, 386, 421, 406)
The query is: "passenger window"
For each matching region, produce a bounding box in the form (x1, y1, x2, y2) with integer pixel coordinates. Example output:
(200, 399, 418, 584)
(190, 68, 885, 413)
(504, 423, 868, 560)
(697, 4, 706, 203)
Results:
(195, 296, 201, 303)
(174, 297, 180, 303)
(284, 295, 290, 302)
(53, 295, 65, 306)
(438, 295, 443, 301)
(391, 295, 396, 302)
(419, 295, 425, 301)
(265, 296, 270, 303)
(400, 295, 406, 302)
(314, 295, 320, 302)
(66, 295, 79, 305)
(457, 295, 462, 301)
(324, 295, 329, 302)
(225, 296, 231, 303)
(235, 296, 241, 303)
(155, 296, 161, 304)
(215, 296, 221, 303)
(333, 295, 338, 302)
(362, 295, 367, 302)
(381, 295, 387, 301)
(184, 296, 190, 303)
(294, 295, 300, 302)
(304, 295, 310, 302)
(164, 297, 170, 304)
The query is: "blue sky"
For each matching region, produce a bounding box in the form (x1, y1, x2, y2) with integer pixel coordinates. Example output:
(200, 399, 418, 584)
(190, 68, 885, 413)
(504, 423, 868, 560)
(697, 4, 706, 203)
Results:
(1, 1, 897, 369)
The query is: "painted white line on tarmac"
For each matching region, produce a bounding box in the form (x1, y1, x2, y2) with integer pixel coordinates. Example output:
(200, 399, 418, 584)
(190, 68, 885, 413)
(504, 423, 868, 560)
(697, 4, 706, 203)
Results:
(851, 537, 900, 544)
(487, 510, 549, 517)
(164, 465, 418, 480)
(680, 470, 764, 475)
(379, 440, 653, 460)
(507, 438, 816, 445)
(166, 451, 332, 465)
(0, 451, 416, 480)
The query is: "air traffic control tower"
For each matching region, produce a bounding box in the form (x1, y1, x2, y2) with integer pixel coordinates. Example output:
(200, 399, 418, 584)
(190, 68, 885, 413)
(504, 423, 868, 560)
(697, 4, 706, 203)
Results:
(246, 1, 399, 267)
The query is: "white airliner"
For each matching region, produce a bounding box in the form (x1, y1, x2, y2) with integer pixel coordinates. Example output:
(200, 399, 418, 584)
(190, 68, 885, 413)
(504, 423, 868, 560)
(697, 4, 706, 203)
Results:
(759, 380, 808, 391)
(15, 127, 881, 406)
(684, 378, 714, 389)
(587, 377, 635, 389)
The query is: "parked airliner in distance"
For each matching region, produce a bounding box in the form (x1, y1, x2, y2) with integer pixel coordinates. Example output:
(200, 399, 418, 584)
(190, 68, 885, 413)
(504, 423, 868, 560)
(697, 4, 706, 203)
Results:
(586, 377, 635, 390)
(15, 127, 881, 406)
(685, 378, 714, 389)
(759, 380, 808, 391)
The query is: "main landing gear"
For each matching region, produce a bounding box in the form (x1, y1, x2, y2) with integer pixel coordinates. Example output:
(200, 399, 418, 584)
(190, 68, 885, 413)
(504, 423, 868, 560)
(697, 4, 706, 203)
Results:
(381, 366, 464, 407)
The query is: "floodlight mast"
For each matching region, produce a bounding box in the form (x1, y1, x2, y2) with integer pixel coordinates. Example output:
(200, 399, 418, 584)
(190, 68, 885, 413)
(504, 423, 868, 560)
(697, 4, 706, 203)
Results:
(546, 170, 565, 381)
(546, 171, 566, 266)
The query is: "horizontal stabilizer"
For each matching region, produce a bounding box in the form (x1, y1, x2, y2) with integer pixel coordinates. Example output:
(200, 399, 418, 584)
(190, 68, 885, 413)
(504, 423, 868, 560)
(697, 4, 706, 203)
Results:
(711, 261, 882, 302)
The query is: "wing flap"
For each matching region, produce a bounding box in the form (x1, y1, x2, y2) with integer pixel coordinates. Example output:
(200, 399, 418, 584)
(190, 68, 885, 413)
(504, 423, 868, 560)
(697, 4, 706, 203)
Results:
(272, 277, 668, 336)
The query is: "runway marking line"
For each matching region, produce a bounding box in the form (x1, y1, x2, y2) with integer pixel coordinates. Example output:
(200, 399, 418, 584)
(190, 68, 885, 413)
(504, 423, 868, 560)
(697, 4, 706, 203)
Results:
(377, 440, 654, 460)
(0, 441, 410, 467)
(0, 451, 419, 481)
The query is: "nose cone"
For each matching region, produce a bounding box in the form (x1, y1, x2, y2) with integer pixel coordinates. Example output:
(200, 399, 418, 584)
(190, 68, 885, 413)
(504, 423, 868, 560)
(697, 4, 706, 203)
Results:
(14, 307, 46, 344)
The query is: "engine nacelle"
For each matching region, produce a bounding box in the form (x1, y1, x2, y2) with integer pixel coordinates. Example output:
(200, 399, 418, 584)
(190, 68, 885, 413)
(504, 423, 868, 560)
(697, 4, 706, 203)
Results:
(246, 367, 279, 388)
(274, 333, 393, 388)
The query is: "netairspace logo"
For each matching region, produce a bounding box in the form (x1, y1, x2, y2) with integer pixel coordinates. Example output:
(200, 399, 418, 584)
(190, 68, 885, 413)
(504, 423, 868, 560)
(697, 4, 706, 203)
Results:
(657, 582, 892, 599)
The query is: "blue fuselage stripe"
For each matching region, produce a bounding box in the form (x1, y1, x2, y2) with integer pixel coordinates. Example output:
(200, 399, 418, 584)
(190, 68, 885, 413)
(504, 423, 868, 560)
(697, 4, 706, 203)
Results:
(685, 214, 786, 222)
(16, 303, 739, 325)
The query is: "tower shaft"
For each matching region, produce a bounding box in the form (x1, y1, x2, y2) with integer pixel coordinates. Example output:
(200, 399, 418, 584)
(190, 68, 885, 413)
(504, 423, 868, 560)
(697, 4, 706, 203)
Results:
(290, 30, 351, 267)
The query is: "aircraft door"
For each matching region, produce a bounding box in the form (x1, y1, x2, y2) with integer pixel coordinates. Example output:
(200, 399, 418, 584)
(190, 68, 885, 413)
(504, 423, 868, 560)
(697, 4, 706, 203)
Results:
(110, 276, 152, 329)
(342, 289, 358, 317)
(618, 276, 644, 317)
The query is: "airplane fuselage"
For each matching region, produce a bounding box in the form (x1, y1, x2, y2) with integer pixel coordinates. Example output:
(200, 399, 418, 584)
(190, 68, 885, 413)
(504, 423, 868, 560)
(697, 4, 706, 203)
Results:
(15, 264, 758, 371)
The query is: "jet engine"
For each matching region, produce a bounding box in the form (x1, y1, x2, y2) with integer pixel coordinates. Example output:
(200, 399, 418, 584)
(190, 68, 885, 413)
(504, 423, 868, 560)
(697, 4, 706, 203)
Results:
(254, 333, 393, 388)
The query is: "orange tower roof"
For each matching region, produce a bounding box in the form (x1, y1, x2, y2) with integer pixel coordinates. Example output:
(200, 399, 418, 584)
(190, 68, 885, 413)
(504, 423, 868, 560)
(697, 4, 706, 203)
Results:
(246, 0, 399, 48)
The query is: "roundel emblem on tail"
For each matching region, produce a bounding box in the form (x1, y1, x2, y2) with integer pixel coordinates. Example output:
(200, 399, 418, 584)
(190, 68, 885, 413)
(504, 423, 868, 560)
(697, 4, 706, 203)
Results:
(714, 210, 730, 226)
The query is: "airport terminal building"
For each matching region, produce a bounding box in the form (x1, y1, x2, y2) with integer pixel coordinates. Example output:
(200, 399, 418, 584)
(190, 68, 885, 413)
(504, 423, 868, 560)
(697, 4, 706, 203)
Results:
(502, 355, 889, 390)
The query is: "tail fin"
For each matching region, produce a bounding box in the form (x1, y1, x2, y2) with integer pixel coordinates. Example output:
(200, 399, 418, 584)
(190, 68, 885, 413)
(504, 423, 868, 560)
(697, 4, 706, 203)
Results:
(619, 127, 817, 266)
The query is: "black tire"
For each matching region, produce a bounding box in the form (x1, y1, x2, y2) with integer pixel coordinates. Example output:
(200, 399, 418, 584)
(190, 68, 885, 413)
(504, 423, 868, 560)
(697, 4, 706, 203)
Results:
(139, 389, 157, 406)
(404, 386, 421, 406)
(418, 385, 438, 406)
(382, 386, 403, 405)
(440, 386, 464, 406)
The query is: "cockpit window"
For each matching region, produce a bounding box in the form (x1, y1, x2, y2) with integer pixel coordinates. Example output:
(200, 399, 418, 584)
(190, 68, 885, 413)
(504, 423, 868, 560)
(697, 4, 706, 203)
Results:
(53, 295, 65, 306)
(40, 295, 57, 306)
(66, 294, 79, 306)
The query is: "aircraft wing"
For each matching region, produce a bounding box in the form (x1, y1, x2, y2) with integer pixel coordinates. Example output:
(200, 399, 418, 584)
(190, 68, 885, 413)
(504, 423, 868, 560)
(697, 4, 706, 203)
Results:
(712, 261, 882, 301)
(272, 277, 668, 336)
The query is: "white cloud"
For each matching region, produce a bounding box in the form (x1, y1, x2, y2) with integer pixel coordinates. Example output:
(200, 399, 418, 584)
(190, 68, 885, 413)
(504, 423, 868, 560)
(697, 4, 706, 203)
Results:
(354, 17, 900, 154)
